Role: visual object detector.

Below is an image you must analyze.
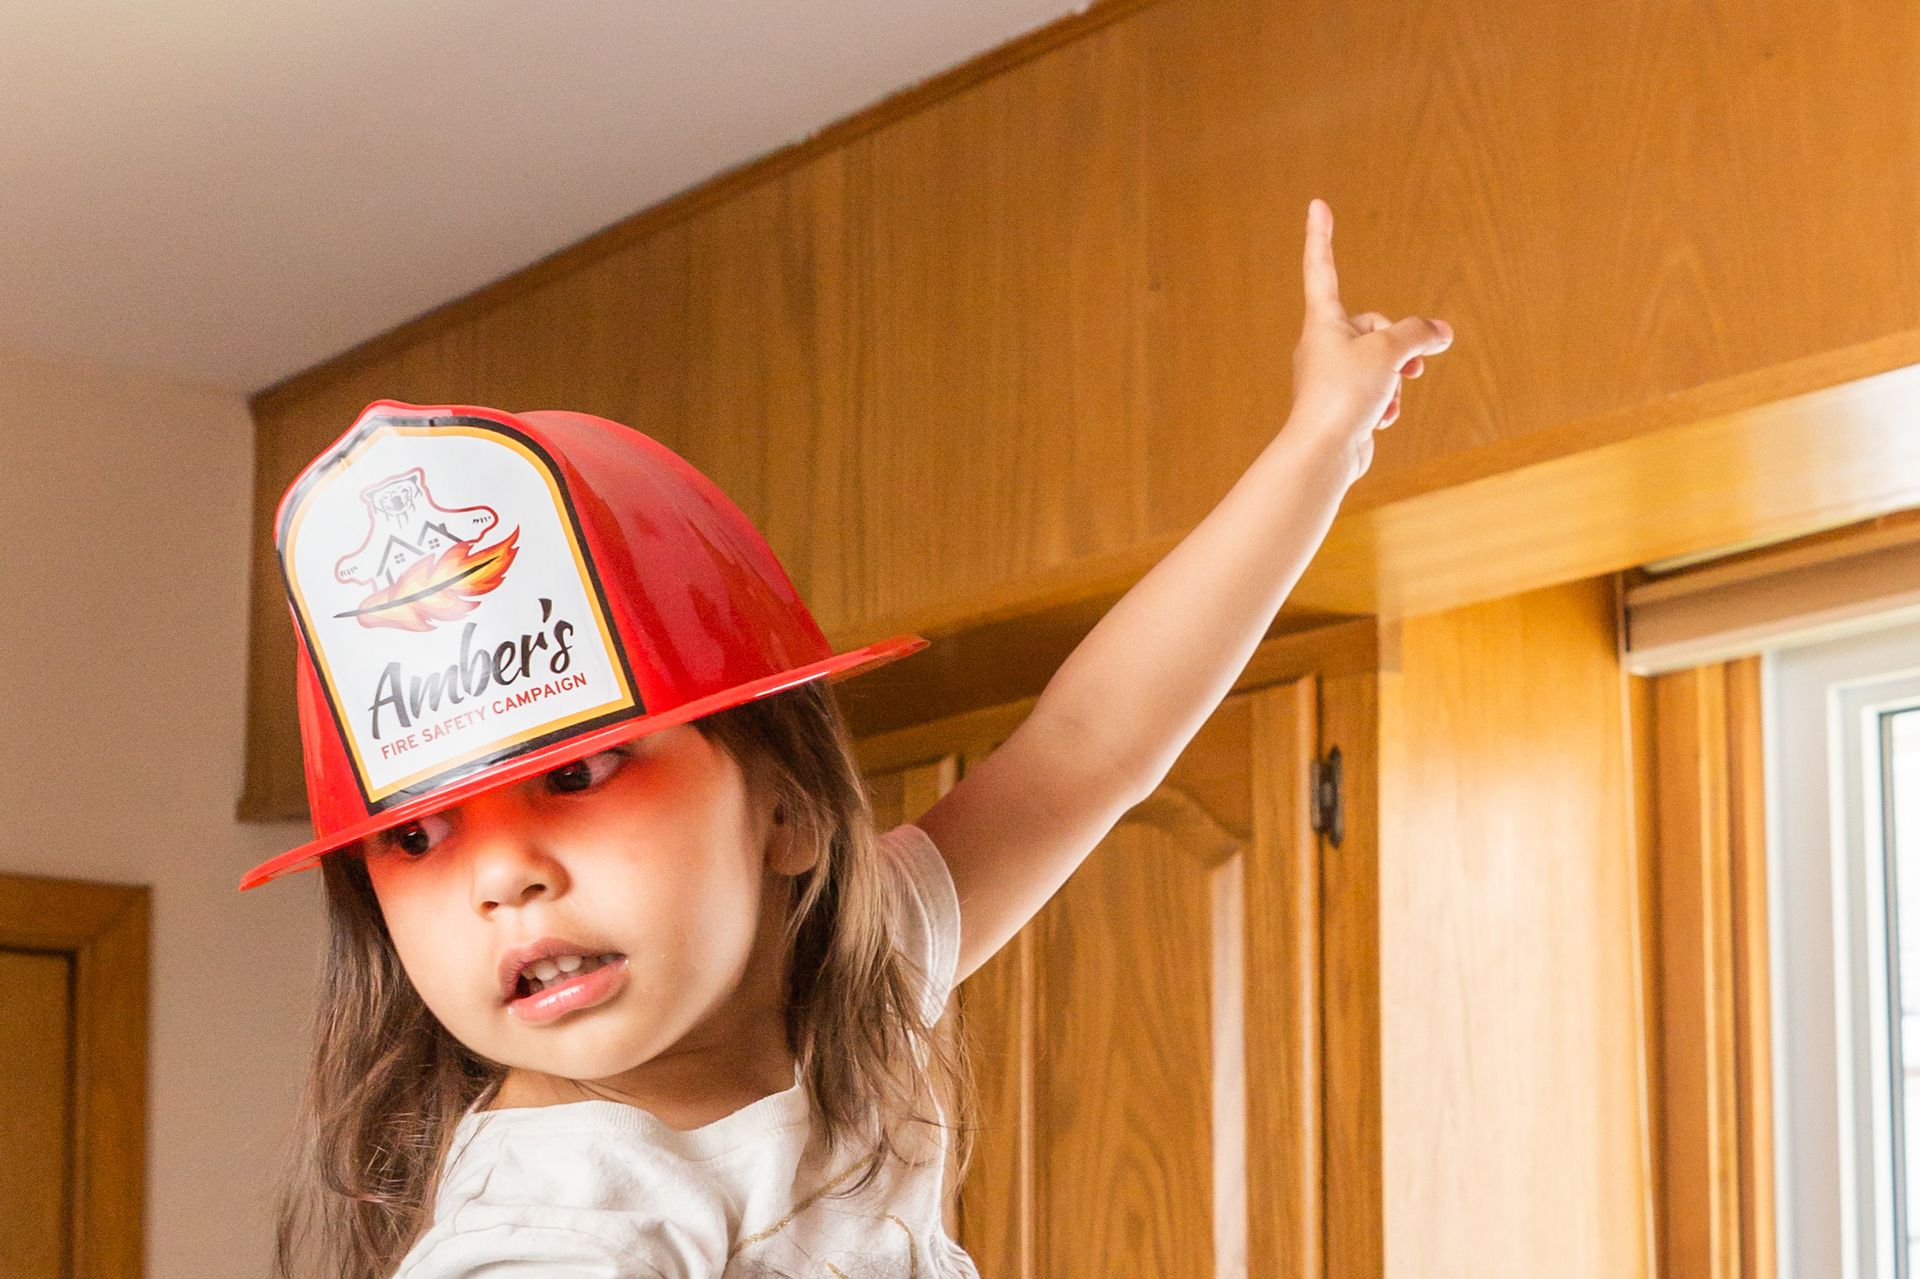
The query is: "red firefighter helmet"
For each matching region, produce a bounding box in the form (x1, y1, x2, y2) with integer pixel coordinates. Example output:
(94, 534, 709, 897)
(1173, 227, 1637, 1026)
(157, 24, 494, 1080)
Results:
(240, 401, 923, 890)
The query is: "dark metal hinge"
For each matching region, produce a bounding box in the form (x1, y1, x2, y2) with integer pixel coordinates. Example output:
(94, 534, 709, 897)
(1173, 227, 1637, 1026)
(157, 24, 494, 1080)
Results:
(1310, 746, 1344, 848)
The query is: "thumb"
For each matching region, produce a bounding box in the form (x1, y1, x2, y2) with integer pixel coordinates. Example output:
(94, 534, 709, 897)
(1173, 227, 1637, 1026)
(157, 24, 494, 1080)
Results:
(1374, 315, 1453, 367)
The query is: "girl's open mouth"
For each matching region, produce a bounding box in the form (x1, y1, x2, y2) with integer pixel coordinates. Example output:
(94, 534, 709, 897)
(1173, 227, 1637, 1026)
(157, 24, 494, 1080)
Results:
(507, 952, 628, 1024)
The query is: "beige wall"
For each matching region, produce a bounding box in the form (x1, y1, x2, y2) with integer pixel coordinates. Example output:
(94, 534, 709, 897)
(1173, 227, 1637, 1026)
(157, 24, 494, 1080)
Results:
(0, 346, 323, 1277)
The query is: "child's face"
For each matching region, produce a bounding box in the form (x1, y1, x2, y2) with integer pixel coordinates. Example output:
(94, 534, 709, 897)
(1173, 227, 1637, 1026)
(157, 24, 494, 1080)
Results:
(364, 724, 793, 1085)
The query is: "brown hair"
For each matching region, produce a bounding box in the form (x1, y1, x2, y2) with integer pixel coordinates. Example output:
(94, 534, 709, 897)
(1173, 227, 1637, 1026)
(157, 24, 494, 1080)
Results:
(273, 681, 960, 1279)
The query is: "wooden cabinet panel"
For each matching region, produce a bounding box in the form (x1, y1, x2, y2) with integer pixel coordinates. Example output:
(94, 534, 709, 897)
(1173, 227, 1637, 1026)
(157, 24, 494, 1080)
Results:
(852, 629, 1384, 1277)
(254, 0, 1920, 515)
(1032, 797, 1239, 1276)
(1378, 580, 1649, 1279)
(0, 949, 73, 1279)
(947, 682, 1343, 1279)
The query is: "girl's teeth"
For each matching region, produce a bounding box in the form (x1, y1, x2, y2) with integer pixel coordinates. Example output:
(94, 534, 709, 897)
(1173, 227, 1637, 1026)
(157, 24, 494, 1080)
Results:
(517, 954, 619, 999)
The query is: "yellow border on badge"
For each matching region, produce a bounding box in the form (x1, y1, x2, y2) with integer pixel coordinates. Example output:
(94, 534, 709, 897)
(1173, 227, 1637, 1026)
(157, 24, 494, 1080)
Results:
(282, 422, 638, 804)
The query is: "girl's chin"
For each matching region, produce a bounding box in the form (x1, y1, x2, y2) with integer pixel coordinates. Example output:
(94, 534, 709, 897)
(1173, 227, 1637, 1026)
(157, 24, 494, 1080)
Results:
(493, 1042, 667, 1102)
(492, 1019, 687, 1091)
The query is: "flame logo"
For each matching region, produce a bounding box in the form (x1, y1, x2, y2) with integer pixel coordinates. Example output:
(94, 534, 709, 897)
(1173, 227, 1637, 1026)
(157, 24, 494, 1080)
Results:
(335, 529, 520, 632)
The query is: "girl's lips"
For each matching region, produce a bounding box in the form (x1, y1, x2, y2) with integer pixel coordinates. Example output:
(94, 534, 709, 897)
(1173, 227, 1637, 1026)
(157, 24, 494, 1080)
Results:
(508, 955, 629, 1024)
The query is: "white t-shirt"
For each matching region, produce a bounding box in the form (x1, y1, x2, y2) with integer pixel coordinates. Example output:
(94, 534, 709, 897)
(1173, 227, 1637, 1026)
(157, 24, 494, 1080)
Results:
(393, 824, 976, 1279)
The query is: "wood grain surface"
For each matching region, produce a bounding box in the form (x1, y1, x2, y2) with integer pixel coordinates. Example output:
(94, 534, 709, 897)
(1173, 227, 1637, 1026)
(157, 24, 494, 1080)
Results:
(1305, 355, 1920, 620)
(959, 702, 1257, 1277)
(0, 949, 73, 1279)
(1628, 668, 1662, 1279)
(1653, 665, 1741, 1279)
(851, 614, 1380, 784)
(1726, 658, 1776, 1279)
(1319, 671, 1383, 1279)
(926, 671, 1359, 1279)
(867, 755, 956, 834)
(1378, 580, 1649, 1279)
(255, 0, 1920, 479)
(1644, 659, 1776, 1279)
(1244, 681, 1323, 1279)
(1034, 808, 1228, 1276)
(240, 0, 1920, 820)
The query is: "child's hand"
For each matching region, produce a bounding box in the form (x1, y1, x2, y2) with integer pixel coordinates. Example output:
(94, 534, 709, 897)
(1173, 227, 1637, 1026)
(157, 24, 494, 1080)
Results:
(1288, 198, 1453, 485)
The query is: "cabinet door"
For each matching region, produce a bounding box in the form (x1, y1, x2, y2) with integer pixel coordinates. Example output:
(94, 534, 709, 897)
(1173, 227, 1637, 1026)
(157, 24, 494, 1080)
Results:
(955, 680, 1325, 1279)
(0, 948, 73, 1279)
(0, 873, 148, 1279)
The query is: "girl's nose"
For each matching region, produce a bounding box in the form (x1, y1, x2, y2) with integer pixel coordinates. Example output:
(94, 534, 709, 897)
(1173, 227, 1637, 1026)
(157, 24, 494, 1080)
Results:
(464, 804, 571, 915)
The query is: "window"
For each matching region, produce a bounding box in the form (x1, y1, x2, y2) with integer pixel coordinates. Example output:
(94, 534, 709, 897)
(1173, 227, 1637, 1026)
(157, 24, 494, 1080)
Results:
(1772, 622, 1920, 1279)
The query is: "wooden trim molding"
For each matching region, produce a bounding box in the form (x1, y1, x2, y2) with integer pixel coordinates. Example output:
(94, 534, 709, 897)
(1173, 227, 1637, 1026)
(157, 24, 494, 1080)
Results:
(0, 874, 150, 1279)
(1642, 658, 1775, 1279)
(1244, 677, 1324, 1279)
(1725, 661, 1776, 1279)
(1317, 669, 1383, 1279)
(852, 616, 1381, 776)
(1305, 354, 1920, 622)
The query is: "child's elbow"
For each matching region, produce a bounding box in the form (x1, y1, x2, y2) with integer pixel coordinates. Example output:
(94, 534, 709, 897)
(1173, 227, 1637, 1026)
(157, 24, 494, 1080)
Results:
(1069, 733, 1176, 817)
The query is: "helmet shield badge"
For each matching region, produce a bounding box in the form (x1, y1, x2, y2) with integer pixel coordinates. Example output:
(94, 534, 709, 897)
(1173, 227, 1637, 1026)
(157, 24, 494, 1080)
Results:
(282, 414, 640, 808)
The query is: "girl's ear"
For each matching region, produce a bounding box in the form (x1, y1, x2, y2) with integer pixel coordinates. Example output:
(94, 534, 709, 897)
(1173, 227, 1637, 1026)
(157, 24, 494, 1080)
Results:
(764, 807, 819, 876)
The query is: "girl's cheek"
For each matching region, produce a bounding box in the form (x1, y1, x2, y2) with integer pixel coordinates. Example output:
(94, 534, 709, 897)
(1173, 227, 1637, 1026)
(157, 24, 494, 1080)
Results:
(368, 872, 469, 1006)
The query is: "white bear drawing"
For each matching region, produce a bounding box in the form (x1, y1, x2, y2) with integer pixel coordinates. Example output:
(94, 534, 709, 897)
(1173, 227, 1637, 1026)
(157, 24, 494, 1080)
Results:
(334, 469, 500, 589)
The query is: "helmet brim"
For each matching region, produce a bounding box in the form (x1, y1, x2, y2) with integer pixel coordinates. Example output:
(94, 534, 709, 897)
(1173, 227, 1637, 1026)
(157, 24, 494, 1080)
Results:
(238, 634, 926, 890)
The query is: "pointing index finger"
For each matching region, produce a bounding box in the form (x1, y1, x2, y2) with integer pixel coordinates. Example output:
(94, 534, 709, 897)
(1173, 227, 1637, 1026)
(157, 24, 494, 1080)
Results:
(1303, 199, 1342, 318)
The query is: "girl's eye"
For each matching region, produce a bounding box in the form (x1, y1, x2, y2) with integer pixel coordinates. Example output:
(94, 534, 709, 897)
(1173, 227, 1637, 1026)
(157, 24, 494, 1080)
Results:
(386, 814, 452, 858)
(546, 750, 626, 795)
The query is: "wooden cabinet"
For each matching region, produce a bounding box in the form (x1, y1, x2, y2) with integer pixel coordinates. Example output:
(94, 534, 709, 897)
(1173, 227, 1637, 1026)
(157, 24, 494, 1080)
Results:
(859, 586, 1661, 1279)
(239, 0, 1920, 827)
(861, 628, 1383, 1278)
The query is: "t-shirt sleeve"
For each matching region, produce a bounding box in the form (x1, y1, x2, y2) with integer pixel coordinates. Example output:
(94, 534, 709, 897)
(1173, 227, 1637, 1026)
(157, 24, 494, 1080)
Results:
(877, 823, 963, 1026)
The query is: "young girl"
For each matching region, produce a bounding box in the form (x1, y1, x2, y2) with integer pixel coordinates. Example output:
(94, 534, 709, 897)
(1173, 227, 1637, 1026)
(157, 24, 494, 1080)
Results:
(251, 201, 1449, 1279)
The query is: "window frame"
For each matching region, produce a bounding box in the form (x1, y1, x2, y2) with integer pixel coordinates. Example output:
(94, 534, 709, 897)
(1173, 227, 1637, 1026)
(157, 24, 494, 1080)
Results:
(1768, 621, 1920, 1279)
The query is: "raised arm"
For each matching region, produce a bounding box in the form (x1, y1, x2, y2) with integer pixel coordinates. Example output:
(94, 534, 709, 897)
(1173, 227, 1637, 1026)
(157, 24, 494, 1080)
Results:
(916, 200, 1453, 980)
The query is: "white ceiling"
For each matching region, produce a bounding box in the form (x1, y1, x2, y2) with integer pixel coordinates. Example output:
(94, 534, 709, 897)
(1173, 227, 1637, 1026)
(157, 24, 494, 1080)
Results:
(0, 0, 1081, 392)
